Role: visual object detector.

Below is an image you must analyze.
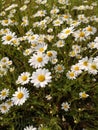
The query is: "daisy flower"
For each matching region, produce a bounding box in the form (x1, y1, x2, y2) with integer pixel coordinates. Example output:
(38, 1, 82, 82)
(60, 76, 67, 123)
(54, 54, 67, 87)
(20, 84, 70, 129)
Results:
(71, 63, 82, 75)
(0, 88, 9, 100)
(66, 71, 77, 80)
(46, 50, 57, 61)
(79, 91, 89, 99)
(28, 52, 49, 68)
(45, 95, 52, 100)
(12, 87, 29, 106)
(31, 68, 52, 88)
(16, 72, 30, 85)
(2, 31, 16, 45)
(55, 40, 65, 47)
(54, 64, 64, 73)
(84, 25, 97, 36)
(53, 19, 63, 26)
(87, 61, 98, 75)
(78, 57, 92, 71)
(24, 125, 37, 130)
(73, 30, 87, 41)
(61, 102, 70, 111)
(0, 102, 10, 114)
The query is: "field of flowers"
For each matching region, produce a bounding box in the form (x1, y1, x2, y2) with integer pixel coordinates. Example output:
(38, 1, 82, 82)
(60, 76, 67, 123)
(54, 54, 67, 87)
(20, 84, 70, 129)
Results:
(0, 0, 98, 130)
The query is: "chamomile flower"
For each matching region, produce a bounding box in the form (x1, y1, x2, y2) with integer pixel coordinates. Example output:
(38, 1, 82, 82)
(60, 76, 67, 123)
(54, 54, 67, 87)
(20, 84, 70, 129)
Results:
(6, 99, 13, 108)
(45, 95, 52, 100)
(78, 57, 91, 71)
(54, 64, 64, 73)
(33, 10, 47, 17)
(23, 48, 33, 56)
(61, 102, 70, 111)
(24, 125, 37, 130)
(50, 8, 59, 15)
(0, 88, 9, 100)
(79, 91, 89, 99)
(87, 42, 96, 49)
(87, 61, 98, 75)
(55, 40, 65, 47)
(31, 68, 52, 88)
(28, 34, 39, 43)
(53, 19, 63, 26)
(66, 70, 77, 79)
(28, 52, 49, 68)
(12, 87, 29, 106)
(16, 72, 30, 85)
(46, 50, 57, 61)
(73, 30, 87, 41)
(2, 31, 16, 45)
(84, 25, 97, 35)
(0, 103, 10, 114)
(71, 63, 82, 75)
(35, 43, 47, 53)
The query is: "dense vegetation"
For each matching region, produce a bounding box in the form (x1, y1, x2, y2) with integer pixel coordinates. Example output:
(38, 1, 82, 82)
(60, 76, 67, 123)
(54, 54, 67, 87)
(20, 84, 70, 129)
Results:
(0, 0, 98, 130)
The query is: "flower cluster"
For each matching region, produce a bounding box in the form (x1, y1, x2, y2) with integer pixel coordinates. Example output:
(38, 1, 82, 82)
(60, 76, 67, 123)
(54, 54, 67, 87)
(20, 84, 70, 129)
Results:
(0, 0, 98, 130)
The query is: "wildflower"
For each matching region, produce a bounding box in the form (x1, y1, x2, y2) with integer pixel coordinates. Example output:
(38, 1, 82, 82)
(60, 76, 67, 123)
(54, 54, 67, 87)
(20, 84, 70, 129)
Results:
(2, 31, 16, 45)
(66, 71, 77, 79)
(84, 25, 97, 35)
(31, 68, 52, 88)
(45, 95, 52, 100)
(16, 72, 30, 85)
(79, 91, 89, 99)
(87, 61, 98, 75)
(53, 19, 63, 26)
(46, 50, 57, 61)
(12, 87, 29, 105)
(54, 64, 64, 73)
(23, 48, 33, 56)
(61, 102, 70, 111)
(55, 40, 65, 47)
(0, 88, 9, 100)
(28, 52, 49, 68)
(0, 103, 10, 114)
(24, 125, 37, 130)
(71, 63, 82, 75)
(78, 57, 91, 71)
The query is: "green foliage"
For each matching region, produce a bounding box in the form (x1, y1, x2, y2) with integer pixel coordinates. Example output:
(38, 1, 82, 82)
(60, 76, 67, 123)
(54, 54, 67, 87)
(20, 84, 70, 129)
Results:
(0, 0, 98, 130)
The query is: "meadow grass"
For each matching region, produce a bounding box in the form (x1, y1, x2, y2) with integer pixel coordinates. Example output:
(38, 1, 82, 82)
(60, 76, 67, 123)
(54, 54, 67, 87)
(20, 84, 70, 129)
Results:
(0, 0, 98, 130)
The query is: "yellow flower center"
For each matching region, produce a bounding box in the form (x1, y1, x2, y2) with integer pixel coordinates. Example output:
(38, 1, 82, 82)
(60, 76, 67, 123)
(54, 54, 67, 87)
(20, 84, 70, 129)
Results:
(87, 27, 92, 32)
(31, 36, 36, 40)
(57, 66, 62, 71)
(17, 92, 24, 99)
(1, 91, 6, 96)
(6, 35, 12, 41)
(37, 57, 43, 62)
(22, 75, 28, 81)
(31, 43, 37, 47)
(91, 64, 97, 70)
(64, 15, 68, 18)
(64, 105, 68, 109)
(47, 52, 53, 57)
(38, 75, 45, 82)
(55, 21, 60, 24)
(4, 20, 8, 24)
(82, 93, 87, 98)
(65, 29, 71, 34)
(74, 66, 79, 71)
(12, 40, 17, 44)
(79, 32, 85, 37)
(69, 72, 75, 77)
(2, 106, 7, 110)
(83, 61, 88, 66)
(39, 48, 44, 52)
